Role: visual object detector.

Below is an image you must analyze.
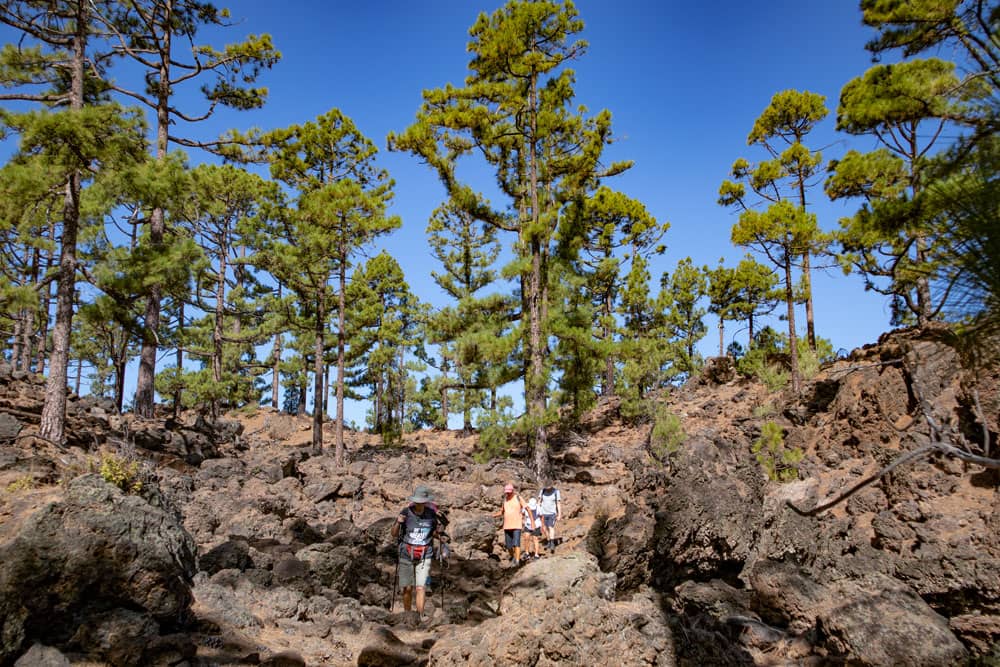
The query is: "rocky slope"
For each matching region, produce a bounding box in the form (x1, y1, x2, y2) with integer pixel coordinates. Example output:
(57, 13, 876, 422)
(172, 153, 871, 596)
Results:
(0, 328, 997, 666)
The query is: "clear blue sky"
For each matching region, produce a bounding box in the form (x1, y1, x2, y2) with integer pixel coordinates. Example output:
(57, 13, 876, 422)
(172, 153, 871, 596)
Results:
(4, 1, 898, 424)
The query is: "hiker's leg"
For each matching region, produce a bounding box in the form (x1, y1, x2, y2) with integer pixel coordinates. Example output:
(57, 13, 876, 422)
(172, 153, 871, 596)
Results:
(513, 528, 522, 563)
(414, 558, 431, 613)
(398, 556, 415, 611)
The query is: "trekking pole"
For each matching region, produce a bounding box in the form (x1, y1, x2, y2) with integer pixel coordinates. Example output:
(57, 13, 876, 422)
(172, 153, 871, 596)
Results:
(390, 549, 399, 612)
(437, 538, 445, 612)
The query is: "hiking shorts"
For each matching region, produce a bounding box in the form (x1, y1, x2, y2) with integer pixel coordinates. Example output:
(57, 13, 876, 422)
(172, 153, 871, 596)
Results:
(398, 555, 432, 589)
(542, 514, 556, 528)
(504, 528, 521, 549)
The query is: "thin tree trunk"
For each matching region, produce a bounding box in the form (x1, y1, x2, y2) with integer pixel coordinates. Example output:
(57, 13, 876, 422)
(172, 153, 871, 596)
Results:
(11, 315, 22, 371)
(135, 11, 173, 418)
(37, 223, 56, 375)
(19, 308, 33, 373)
(212, 243, 228, 417)
(718, 317, 725, 357)
(114, 360, 126, 414)
(802, 253, 816, 350)
(39, 1, 87, 444)
(783, 248, 801, 393)
(335, 239, 347, 466)
(175, 300, 184, 417)
(297, 355, 307, 416)
(312, 298, 325, 454)
(272, 332, 282, 410)
(603, 287, 614, 396)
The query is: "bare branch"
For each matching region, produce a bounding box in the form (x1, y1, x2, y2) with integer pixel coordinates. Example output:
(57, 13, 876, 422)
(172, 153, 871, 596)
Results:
(786, 443, 938, 516)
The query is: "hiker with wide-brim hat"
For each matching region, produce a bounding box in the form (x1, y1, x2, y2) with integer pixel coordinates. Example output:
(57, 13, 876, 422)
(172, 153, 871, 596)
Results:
(493, 482, 527, 566)
(391, 485, 439, 616)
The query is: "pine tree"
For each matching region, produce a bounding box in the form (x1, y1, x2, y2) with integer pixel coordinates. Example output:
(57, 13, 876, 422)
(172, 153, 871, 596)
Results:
(345, 252, 420, 442)
(174, 163, 277, 416)
(0, 0, 148, 442)
(92, 0, 279, 417)
(826, 59, 988, 326)
(390, 0, 630, 477)
(424, 200, 506, 430)
(743, 90, 830, 349)
(662, 258, 707, 377)
(259, 110, 399, 462)
(719, 91, 830, 392)
(572, 186, 667, 396)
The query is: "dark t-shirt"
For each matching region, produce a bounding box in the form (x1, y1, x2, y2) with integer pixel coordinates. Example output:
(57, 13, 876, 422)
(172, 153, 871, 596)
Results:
(398, 506, 437, 547)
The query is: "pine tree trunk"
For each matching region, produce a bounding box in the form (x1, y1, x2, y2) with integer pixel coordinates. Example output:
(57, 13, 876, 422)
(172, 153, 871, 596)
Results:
(802, 253, 816, 350)
(297, 356, 307, 416)
(39, 1, 87, 444)
(175, 301, 184, 417)
(114, 360, 126, 414)
(719, 317, 725, 357)
(312, 298, 325, 454)
(135, 16, 173, 419)
(11, 316, 22, 371)
(783, 246, 801, 393)
(334, 240, 347, 466)
(527, 69, 548, 482)
(212, 244, 227, 417)
(603, 287, 614, 396)
(19, 308, 33, 373)
(272, 332, 282, 409)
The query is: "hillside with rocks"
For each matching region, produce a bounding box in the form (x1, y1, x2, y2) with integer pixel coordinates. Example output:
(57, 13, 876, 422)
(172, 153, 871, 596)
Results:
(0, 328, 998, 666)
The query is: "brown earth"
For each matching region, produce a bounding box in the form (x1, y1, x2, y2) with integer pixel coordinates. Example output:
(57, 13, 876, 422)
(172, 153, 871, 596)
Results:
(0, 328, 997, 666)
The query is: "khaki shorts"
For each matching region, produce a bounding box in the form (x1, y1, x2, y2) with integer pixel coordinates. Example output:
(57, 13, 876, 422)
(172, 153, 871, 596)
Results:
(398, 556, 432, 588)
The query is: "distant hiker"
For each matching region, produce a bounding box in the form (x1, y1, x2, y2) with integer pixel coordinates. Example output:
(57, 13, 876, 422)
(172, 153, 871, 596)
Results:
(392, 485, 439, 615)
(538, 480, 562, 551)
(493, 482, 527, 565)
(523, 496, 542, 559)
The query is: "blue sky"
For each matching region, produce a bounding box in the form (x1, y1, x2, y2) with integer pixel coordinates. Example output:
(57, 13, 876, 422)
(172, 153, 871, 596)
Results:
(3, 1, 899, 423)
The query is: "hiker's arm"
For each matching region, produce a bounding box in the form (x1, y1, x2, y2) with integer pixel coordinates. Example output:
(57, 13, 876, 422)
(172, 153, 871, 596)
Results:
(557, 498, 562, 519)
(391, 512, 404, 539)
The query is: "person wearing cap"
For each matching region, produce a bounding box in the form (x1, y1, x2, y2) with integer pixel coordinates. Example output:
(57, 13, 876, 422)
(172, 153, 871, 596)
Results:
(524, 496, 543, 559)
(492, 482, 527, 565)
(392, 485, 439, 615)
(537, 479, 562, 551)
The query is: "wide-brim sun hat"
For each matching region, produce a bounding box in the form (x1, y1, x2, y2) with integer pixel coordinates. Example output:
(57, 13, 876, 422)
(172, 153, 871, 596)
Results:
(528, 497, 537, 509)
(409, 486, 433, 503)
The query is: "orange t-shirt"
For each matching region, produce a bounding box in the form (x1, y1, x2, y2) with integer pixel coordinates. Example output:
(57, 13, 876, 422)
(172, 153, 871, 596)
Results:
(502, 495, 524, 530)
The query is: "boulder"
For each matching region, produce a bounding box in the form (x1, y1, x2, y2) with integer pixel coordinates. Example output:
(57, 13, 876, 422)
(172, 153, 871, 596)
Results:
(0, 475, 196, 664)
(428, 553, 674, 666)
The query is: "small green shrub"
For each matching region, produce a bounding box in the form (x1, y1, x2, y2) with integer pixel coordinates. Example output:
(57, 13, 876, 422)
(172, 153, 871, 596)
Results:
(752, 402, 776, 418)
(752, 421, 803, 482)
(5, 475, 35, 494)
(757, 362, 789, 392)
(100, 454, 143, 494)
(797, 337, 835, 380)
(473, 405, 517, 464)
(650, 406, 685, 463)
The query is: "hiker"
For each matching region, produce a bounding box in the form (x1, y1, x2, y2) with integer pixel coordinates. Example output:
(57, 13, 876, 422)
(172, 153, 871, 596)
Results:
(523, 496, 542, 559)
(538, 480, 562, 551)
(493, 482, 527, 565)
(392, 485, 440, 615)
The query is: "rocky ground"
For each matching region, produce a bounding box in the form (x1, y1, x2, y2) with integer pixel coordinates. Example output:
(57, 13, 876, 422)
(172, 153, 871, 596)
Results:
(0, 328, 997, 666)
